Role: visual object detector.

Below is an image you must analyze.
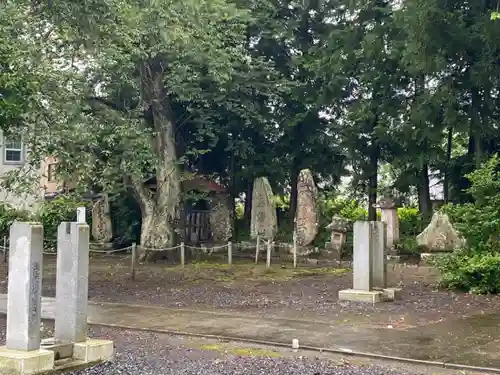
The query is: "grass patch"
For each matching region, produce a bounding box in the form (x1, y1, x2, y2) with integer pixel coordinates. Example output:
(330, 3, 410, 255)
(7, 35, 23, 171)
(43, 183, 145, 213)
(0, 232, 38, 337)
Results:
(199, 343, 282, 358)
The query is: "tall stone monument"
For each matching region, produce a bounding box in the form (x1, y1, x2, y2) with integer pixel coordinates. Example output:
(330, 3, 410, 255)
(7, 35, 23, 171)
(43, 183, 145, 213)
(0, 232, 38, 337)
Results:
(339, 221, 400, 303)
(91, 194, 113, 249)
(295, 169, 319, 246)
(250, 177, 277, 240)
(374, 196, 399, 251)
(209, 193, 232, 243)
(0, 221, 114, 375)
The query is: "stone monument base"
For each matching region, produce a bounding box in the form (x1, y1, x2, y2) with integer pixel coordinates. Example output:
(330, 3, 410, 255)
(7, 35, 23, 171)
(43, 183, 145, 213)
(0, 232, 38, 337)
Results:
(0, 339, 114, 375)
(0, 347, 54, 375)
(339, 287, 403, 303)
(73, 339, 114, 363)
(338, 289, 384, 303)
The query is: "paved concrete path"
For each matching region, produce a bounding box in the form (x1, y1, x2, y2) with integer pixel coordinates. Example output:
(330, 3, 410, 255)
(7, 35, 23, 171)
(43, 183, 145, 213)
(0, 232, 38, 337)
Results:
(0, 294, 499, 369)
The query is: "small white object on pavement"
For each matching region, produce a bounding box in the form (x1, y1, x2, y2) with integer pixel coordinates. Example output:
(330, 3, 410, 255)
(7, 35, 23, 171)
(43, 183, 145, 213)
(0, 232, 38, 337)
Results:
(292, 339, 299, 351)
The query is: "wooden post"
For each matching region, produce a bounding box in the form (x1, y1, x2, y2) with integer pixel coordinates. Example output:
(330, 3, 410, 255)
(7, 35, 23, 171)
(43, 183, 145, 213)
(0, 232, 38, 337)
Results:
(180, 242, 185, 268)
(293, 231, 297, 269)
(227, 241, 232, 270)
(131, 243, 136, 280)
(255, 235, 260, 264)
(2, 236, 6, 263)
(266, 240, 271, 269)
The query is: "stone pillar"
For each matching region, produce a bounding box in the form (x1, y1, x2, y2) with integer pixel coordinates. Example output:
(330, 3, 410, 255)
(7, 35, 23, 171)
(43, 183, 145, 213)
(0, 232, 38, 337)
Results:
(371, 221, 387, 289)
(55, 222, 90, 343)
(375, 197, 399, 251)
(352, 221, 372, 291)
(6, 222, 44, 351)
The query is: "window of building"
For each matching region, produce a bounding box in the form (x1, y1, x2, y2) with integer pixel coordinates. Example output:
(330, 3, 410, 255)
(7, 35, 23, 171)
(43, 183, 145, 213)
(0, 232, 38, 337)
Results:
(4, 136, 23, 163)
(47, 163, 56, 182)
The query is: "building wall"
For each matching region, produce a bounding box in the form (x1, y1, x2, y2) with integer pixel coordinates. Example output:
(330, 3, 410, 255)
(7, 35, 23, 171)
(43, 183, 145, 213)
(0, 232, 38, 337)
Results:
(0, 131, 43, 212)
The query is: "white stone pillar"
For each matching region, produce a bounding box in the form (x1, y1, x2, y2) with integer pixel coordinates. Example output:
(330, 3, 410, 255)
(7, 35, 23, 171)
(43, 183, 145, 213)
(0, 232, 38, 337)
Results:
(6, 222, 44, 351)
(371, 221, 387, 288)
(352, 221, 373, 291)
(381, 208, 399, 250)
(55, 222, 90, 343)
(76, 207, 86, 224)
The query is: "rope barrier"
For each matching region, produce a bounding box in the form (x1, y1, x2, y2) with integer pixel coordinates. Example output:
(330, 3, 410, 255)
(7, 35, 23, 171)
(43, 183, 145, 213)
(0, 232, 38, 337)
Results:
(137, 244, 181, 252)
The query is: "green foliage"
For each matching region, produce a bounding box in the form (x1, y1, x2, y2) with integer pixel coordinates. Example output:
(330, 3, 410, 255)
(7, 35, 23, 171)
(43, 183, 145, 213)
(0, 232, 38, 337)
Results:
(442, 155, 500, 251)
(434, 251, 500, 294)
(36, 195, 92, 240)
(434, 155, 500, 293)
(0, 203, 32, 239)
(398, 207, 425, 236)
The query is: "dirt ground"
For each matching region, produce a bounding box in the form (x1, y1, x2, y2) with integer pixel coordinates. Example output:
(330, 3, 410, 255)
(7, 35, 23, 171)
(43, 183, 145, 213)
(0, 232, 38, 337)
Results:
(0, 253, 498, 328)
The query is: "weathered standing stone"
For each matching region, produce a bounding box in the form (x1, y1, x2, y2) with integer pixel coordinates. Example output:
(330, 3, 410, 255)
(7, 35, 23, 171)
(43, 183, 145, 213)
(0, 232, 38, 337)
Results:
(295, 169, 319, 246)
(209, 193, 232, 242)
(91, 194, 113, 244)
(6, 222, 44, 351)
(416, 212, 466, 252)
(374, 197, 399, 251)
(250, 177, 277, 240)
(55, 222, 90, 343)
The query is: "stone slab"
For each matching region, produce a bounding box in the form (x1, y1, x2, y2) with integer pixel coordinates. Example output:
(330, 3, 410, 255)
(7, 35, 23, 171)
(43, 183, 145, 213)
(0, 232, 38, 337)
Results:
(338, 289, 383, 303)
(55, 222, 90, 343)
(0, 347, 54, 375)
(352, 221, 373, 291)
(7, 222, 44, 351)
(382, 287, 403, 301)
(370, 221, 387, 289)
(73, 339, 114, 363)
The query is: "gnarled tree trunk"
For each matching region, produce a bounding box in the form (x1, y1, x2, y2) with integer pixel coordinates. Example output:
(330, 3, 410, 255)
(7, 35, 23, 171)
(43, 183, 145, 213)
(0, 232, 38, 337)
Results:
(134, 61, 182, 262)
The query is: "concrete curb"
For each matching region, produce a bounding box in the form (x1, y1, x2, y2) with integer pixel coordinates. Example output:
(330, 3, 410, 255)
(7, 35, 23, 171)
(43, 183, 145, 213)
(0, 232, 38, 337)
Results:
(88, 320, 500, 374)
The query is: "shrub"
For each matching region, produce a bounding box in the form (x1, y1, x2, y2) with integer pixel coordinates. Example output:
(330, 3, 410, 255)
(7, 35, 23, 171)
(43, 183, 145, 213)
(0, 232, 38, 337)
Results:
(36, 194, 92, 240)
(0, 203, 33, 239)
(398, 207, 425, 236)
(434, 251, 500, 294)
(434, 154, 500, 294)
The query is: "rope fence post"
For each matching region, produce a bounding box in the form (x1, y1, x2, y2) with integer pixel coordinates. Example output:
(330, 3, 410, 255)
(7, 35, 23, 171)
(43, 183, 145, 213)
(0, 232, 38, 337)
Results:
(255, 235, 260, 264)
(293, 231, 297, 269)
(227, 241, 233, 271)
(266, 239, 271, 269)
(180, 242, 185, 268)
(131, 242, 137, 281)
(2, 236, 6, 263)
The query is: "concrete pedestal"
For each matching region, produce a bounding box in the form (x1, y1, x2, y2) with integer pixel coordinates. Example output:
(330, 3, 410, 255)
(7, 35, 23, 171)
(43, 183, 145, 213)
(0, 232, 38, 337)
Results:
(73, 339, 114, 363)
(338, 289, 383, 303)
(0, 347, 54, 375)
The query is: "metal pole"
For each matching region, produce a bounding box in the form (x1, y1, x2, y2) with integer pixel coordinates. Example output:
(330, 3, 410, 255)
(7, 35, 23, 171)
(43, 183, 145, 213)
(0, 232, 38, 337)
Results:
(293, 231, 297, 269)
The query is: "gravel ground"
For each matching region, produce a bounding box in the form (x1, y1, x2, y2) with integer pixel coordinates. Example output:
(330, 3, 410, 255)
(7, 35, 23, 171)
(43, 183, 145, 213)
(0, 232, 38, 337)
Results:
(0, 318, 473, 375)
(1, 257, 499, 326)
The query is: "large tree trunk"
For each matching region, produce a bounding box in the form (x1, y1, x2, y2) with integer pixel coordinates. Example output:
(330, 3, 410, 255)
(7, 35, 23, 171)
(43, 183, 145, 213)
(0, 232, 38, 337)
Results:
(417, 164, 432, 220)
(443, 126, 453, 203)
(367, 141, 379, 221)
(135, 61, 182, 262)
(289, 164, 299, 225)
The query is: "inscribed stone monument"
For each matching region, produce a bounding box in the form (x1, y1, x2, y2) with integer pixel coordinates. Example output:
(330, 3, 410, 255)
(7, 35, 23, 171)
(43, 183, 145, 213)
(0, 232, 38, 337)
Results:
(416, 211, 466, 252)
(209, 193, 232, 242)
(91, 194, 113, 245)
(250, 177, 277, 240)
(295, 169, 319, 246)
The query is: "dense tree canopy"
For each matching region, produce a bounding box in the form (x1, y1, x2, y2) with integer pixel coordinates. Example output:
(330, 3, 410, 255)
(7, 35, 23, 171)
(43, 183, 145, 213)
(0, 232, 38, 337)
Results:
(1, 0, 499, 251)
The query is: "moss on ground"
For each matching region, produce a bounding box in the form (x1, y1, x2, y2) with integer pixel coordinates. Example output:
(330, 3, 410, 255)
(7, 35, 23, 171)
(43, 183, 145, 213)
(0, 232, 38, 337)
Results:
(198, 343, 282, 358)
